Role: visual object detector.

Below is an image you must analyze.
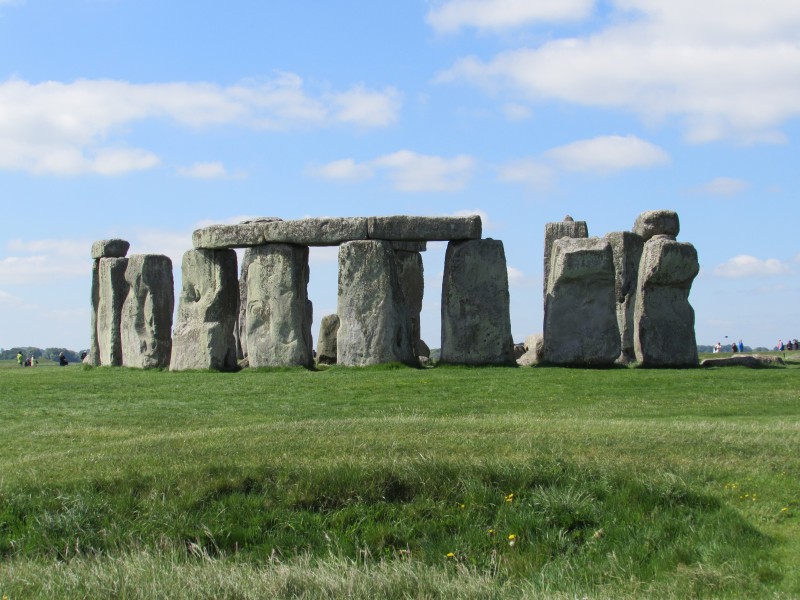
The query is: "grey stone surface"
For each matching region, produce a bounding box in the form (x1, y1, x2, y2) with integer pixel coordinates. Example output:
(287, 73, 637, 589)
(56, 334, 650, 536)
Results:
(700, 354, 785, 368)
(96, 257, 128, 366)
(91, 239, 130, 259)
(417, 338, 431, 359)
(632, 210, 680, 241)
(337, 240, 415, 366)
(316, 313, 340, 365)
(367, 215, 482, 241)
(245, 244, 313, 367)
(193, 217, 368, 249)
(517, 333, 544, 366)
(170, 249, 239, 371)
(440, 239, 515, 365)
(605, 231, 645, 364)
(633, 237, 699, 367)
(88, 260, 101, 366)
(394, 250, 424, 356)
(235, 248, 257, 360)
(120, 254, 174, 368)
(543, 237, 620, 366)
(391, 241, 428, 252)
(543, 217, 588, 301)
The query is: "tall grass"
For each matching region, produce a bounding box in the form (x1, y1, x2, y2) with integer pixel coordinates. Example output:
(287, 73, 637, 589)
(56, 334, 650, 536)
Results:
(0, 361, 798, 598)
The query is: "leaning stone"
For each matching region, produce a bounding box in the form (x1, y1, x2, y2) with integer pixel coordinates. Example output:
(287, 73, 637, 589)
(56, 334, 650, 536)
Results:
(367, 215, 482, 241)
(440, 239, 515, 365)
(394, 250, 424, 356)
(633, 238, 699, 367)
(632, 210, 680, 241)
(170, 249, 239, 371)
(543, 217, 588, 301)
(96, 257, 129, 366)
(316, 314, 340, 365)
(605, 231, 645, 364)
(543, 238, 620, 366)
(245, 244, 314, 368)
(337, 241, 415, 366)
(700, 354, 785, 368)
(121, 255, 174, 368)
(91, 239, 130, 259)
(192, 217, 368, 249)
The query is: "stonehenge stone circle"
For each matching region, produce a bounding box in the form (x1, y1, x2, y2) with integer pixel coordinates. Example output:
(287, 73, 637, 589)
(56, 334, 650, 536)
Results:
(632, 210, 680, 241)
(337, 240, 415, 366)
(440, 239, 514, 365)
(316, 313, 340, 365)
(121, 254, 174, 368)
(543, 216, 588, 301)
(170, 248, 239, 371)
(633, 237, 699, 367)
(245, 243, 314, 368)
(543, 237, 620, 366)
(605, 231, 645, 364)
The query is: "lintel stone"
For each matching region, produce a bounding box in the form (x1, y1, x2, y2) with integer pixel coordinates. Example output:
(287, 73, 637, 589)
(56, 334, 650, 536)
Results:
(367, 215, 481, 241)
(193, 217, 368, 248)
(91, 239, 130, 259)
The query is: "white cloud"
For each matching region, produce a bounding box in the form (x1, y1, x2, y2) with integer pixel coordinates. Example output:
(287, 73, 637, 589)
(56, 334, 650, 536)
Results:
(713, 255, 793, 278)
(309, 158, 374, 182)
(438, 1, 800, 142)
(496, 158, 553, 187)
(177, 161, 245, 180)
(426, 0, 593, 33)
(693, 177, 748, 197)
(544, 135, 670, 173)
(507, 265, 534, 287)
(502, 102, 533, 121)
(0, 76, 401, 175)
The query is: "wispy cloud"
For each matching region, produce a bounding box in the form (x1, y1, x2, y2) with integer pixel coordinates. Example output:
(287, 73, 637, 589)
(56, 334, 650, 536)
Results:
(713, 255, 793, 278)
(177, 161, 245, 180)
(426, 0, 593, 33)
(692, 177, 748, 197)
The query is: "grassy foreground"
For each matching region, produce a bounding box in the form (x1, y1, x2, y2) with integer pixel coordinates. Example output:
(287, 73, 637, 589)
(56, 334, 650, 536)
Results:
(0, 358, 798, 599)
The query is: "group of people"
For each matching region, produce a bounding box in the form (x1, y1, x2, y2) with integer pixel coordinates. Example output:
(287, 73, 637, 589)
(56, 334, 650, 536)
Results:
(777, 339, 799, 351)
(712, 339, 744, 354)
(16, 352, 38, 367)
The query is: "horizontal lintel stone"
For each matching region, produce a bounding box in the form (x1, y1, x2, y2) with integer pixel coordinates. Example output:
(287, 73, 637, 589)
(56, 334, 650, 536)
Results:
(368, 215, 481, 242)
(193, 217, 369, 249)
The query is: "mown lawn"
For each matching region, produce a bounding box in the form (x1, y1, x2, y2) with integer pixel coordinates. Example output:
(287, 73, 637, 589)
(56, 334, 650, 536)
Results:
(0, 358, 798, 599)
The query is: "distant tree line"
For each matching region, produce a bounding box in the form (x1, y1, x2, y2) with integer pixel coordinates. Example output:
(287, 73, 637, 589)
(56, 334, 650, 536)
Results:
(0, 347, 86, 363)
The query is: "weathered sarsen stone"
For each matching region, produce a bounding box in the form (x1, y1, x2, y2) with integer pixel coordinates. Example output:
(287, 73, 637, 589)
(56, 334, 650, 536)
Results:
(91, 238, 130, 260)
(121, 254, 174, 368)
(90, 239, 131, 366)
(170, 249, 239, 371)
(543, 237, 620, 366)
(543, 216, 588, 301)
(634, 237, 699, 367)
(337, 240, 415, 366)
(316, 314, 340, 365)
(633, 210, 680, 241)
(440, 239, 514, 365)
(367, 215, 481, 241)
(245, 244, 313, 367)
(193, 217, 368, 249)
(605, 231, 645, 364)
(96, 257, 128, 366)
(394, 250, 424, 356)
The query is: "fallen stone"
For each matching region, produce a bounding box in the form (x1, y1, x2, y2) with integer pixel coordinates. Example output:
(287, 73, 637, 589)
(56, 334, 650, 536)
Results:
(96, 257, 129, 366)
(440, 239, 515, 365)
(417, 338, 431, 359)
(121, 254, 174, 368)
(91, 239, 130, 259)
(543, 217, 588, 301)
(634, 238, 699, 367)
(245, 244, 314, 368)
(633, 210, 680, 241)
(605, 231, 645, 364)
(517, 333, 544, 366)
(193, 217, 368, 248)
(700, 354, 785, 368)
(316, 314, 340, 365)
(170, 249, 239, 371)
(337, 240, 415, 366)
(367, 215, 482, 241)
(543, 238, 620, 366)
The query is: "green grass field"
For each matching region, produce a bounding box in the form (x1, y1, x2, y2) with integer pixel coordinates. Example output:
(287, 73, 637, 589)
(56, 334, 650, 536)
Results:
(1, 357, 798, 598)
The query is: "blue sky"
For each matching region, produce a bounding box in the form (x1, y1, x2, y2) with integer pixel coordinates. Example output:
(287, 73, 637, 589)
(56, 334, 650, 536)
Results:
(1, 0, 798, 352)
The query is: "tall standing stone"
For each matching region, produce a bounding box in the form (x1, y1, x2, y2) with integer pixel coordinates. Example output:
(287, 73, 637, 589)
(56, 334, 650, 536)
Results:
(120, 254, 174, 368)
(337, 240, 415, 366)
(245, 244, 314, 368)
(316, 314, 340, 365)
(170, 249, 239, 371)
(634, 237, 699, 367)
(394, 250, 424, 356)
(605, 231, 645, 364)
(543, 216, 588, 301)
(96, 257, 129, 366)
(543, 237, 620, 366)
(89, 239, 130, 367)
(441, 239, 514, 365)
(236, 247, 257, 361)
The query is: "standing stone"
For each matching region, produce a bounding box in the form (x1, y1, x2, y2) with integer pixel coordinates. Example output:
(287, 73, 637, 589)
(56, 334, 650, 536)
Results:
(543, 216, 588, 301)
(605, 231, 645, 364)
(120, 254, 174, 369)
(245, 244, 314, 368)
(316, 314, 340, 365)
(634, 237, 699, 367)
(633, 210, 680, 241)
(89, 239, 130, 367)
(236, 247, 257, 361)
(96, 257, 129, 366)
(394, 250, 424, 356)
(440, 239, 514, 365)
(543, 238, 620, 366)
(337, 241, 415, 366)
(170, 249, 239, 371)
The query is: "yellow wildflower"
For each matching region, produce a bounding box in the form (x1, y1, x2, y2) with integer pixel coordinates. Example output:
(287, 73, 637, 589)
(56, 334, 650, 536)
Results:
(446, 552, 455, 558)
